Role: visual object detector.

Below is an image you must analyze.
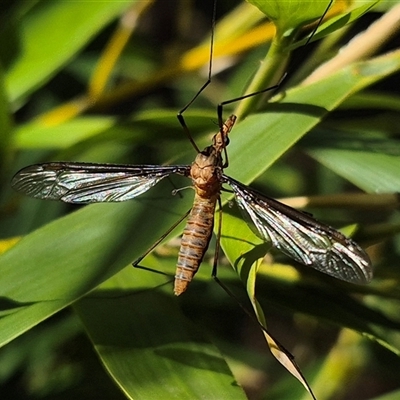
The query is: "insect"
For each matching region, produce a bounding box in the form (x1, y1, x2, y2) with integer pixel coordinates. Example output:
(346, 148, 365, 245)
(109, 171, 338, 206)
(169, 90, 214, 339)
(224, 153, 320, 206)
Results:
(11, 0, 372, 296)
(11, 119, 372, 296)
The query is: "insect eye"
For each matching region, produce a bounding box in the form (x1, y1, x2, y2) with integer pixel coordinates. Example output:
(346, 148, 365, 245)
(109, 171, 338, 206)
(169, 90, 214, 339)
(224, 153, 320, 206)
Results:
(214, 135, 229, 147)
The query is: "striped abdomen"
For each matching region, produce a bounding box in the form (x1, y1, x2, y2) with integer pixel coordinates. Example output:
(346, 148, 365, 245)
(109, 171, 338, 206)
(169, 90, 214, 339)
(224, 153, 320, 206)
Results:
(174, 194, 217, 295)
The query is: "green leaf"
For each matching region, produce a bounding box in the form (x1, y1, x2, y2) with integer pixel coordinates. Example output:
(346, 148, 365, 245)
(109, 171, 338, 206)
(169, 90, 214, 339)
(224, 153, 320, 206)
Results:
(0, 180, 193, 347)
(219, 210, 317, 397)
(75, 268, 247, 400)
(306, 142, 400, 193)
(246, 0, 332, 34)
(5, 0, 133, 103)
(292, 1, 380, 48)
(371, 388, 400, 400)
(15, 116, 116, 149)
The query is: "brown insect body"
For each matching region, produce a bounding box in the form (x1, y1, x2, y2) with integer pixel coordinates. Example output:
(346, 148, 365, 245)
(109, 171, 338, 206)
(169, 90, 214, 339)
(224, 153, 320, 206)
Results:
(174, 115, 236, 295)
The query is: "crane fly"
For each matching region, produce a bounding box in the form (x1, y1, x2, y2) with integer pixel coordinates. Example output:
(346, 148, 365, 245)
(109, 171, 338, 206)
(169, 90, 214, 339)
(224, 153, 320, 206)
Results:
(8, 2, 375, 399)
(10, 0, 371, 295)
(11, 114, 372, 295)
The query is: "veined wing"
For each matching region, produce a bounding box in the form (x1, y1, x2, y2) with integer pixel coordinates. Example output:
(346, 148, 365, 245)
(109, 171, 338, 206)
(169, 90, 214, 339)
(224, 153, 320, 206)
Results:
(12, 162, 190, 204)
(224, 175, 372, 284)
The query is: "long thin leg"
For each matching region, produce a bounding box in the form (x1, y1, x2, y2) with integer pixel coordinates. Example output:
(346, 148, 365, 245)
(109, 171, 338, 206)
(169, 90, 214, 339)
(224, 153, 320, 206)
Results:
(304, 0, 332, 47)
(210, 202, 316, 399)
(217, 73, 286, 169)
(215, 2, 333, 126)
(176, 0, 217, 153)
(211, 196, 223, 279)
(216, 0, 332, 163)
(132, 208, 191, 268)
(216, 73, 287, 129)
(212, 274, 316, 400)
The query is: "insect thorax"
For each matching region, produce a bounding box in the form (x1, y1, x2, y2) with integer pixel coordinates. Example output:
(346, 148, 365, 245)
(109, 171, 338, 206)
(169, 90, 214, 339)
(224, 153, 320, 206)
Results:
(189, 149, 223, 197)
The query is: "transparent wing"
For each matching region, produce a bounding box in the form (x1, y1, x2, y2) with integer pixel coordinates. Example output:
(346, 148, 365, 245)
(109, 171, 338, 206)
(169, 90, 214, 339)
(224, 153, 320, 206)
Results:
(224, 175, 372, 284)
(12, 162, 190, 204)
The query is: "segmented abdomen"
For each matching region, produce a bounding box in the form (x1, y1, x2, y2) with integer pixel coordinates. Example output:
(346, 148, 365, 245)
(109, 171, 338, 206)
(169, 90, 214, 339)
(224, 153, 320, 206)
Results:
(174, 194, 217, 295)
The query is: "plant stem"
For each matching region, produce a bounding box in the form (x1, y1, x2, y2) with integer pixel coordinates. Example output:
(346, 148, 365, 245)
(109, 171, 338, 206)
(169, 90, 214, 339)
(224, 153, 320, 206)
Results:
(234, 31, 292, 121)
